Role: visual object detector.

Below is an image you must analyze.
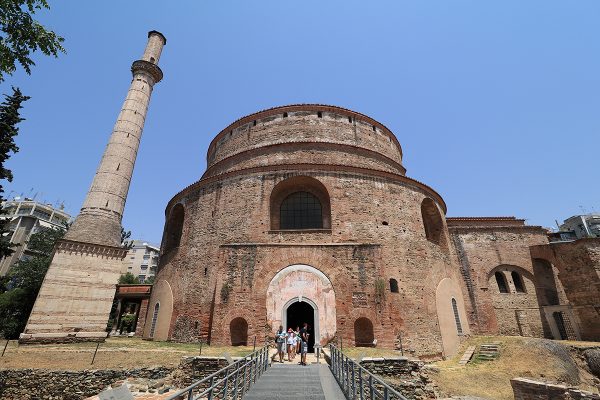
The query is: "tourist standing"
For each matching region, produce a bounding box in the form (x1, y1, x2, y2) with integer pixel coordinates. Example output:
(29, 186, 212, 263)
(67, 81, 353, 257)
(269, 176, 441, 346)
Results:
(286, 328, 295, 361)
(275, 325, 287, 363)
(299, 322, 309, 366)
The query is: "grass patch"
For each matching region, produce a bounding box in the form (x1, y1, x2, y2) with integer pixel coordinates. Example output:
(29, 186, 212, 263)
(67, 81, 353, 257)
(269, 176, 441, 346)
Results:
(432, 336, 599, 400)
(341, 346, 403, 360)
(0, 337, 259, 370)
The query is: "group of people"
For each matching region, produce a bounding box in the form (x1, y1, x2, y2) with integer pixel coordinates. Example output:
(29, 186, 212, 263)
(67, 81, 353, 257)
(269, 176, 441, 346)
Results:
(274, 322, 309, 366)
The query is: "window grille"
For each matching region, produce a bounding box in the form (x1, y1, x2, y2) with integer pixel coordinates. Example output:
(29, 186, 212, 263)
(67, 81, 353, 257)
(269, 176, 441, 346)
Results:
(280, 191, 322, 229)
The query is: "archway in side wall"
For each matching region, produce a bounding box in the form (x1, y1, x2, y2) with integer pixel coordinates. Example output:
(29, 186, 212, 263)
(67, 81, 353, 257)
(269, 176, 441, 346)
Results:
(266, 264, 336, 347)
(436, 277, 470, 357)
(143, 279, 173, 341)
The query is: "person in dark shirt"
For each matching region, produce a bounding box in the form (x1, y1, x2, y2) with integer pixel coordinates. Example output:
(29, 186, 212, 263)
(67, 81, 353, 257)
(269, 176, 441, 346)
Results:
(299, 322, 309, 366)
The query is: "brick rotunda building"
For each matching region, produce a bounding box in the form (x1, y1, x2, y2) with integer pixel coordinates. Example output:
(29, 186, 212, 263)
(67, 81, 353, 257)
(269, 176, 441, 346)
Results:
(145, 104, 471, 358)
(144, 104, 599, 358)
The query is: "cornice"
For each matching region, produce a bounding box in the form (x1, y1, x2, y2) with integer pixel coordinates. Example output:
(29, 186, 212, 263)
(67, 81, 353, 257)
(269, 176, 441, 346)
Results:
(166, 163, 447, 215)
(131, 60, 163, 83)
(203, 141, 407, 178)
(56, 239, 128, 258)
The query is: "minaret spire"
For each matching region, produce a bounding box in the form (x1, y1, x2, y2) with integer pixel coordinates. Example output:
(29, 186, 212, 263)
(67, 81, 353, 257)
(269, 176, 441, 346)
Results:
(20, 31, 166, 344)
(66, 31, 166, 247)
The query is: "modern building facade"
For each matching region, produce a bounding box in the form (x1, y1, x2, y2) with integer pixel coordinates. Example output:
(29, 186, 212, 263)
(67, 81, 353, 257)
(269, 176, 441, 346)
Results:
(559, 214, 600, 239)
(0, 198, 71, 276)
(122, 240, 160, 283)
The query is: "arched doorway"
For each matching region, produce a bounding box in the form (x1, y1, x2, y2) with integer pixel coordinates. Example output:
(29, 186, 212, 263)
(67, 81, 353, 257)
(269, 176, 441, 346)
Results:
(286, 300, 315, 352)
(266, 264, 336, 346)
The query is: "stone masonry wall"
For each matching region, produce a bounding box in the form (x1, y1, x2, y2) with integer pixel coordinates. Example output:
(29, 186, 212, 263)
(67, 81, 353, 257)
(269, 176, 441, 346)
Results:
(149, 105, 469, 358)
(531, 239, 600, 341)
(152, 168, 463, 358)
(0, 367, 173, 400)
(511, 377, 600, 400)
(448, 225, 549, 337)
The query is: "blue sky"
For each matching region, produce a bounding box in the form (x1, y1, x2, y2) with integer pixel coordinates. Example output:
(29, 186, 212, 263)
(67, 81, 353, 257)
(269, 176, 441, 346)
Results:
(3, 1, 599, 244)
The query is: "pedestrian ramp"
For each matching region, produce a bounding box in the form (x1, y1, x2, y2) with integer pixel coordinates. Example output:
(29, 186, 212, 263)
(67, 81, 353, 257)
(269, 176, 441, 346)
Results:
(242, 362, 346, 400)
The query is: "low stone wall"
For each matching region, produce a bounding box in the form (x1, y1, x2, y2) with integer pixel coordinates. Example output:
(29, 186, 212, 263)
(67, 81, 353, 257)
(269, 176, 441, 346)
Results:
(0, 367, 172, 400)
(511, 377, 600, 400)
(171, 356, 229, 388)
(359, 357, 436, 399)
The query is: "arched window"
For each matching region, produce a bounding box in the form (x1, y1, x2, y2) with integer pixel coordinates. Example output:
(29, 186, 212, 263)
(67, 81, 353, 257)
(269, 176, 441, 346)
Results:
(421, 198, 445, 247)
(452, 298, 463, 335)
(163, 204, 184, 254)
(511, 271, 526, 293)
(354, 317, 374, 347)
(230, 317, 248, 346)
(270, 176, 331, 230)
(495, 271, 509, 293)
(389, 278, 399, 293)
(280, 191, 322, 229)
(149, 302, 160, 338)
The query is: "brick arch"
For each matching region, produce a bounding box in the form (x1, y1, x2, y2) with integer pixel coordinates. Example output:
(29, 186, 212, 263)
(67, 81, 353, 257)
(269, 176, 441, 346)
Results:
(230, 317, 249, 346)
(269, 175, 331, 230)
(265, 264, 337, 345)
(487, 264, 535, 294)
(487, 264, 534, 282)
(354, 317, 375, 347)
(251, 248, 348, 295)
(219, 309, 256, 342)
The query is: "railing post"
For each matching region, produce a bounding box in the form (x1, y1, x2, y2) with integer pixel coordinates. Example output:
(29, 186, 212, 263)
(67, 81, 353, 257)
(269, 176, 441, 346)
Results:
(233, 366, 240, 399)
(352, 362, 356, 399)
(369, 374, 374, 400)
(223, 369, 229, 399)
(384, 386, 390, 400)
(358, 367, 364, 400)
(207, 376, 214, 400)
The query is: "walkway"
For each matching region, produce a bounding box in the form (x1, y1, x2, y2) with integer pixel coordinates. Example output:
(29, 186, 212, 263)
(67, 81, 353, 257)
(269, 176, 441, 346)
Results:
(243, 355, 346, 400)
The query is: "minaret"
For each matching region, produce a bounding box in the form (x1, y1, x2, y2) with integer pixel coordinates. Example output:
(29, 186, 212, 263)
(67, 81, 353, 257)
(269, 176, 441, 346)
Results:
(66, 30, 166, 247)
(20, 31, 166, 343)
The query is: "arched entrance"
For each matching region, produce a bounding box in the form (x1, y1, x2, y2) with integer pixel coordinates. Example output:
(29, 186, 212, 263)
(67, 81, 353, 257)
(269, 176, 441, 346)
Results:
(266, 264, 336, 347)
(284, 297, 316, 352)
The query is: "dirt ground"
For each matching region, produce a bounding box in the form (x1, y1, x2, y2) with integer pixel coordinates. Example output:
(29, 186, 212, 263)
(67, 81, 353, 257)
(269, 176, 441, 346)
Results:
(0, 337, 257, 370)
(431, 336, 600, 400)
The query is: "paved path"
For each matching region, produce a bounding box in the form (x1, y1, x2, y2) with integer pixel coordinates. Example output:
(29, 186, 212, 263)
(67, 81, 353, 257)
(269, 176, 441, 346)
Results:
(243, 360, 346, 400)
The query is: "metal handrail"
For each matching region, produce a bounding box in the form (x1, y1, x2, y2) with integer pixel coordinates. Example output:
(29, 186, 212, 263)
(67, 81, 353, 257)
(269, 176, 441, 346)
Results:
(329, 344, 408, 400)
(165, 345, 271, 400)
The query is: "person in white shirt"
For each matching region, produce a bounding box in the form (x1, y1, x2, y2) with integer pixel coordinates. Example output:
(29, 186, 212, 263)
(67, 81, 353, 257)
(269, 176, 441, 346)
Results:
(286, 328, 296, 361)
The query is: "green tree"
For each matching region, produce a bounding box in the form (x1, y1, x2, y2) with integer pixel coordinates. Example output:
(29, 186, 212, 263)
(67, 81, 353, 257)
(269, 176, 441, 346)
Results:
(0, 0, 65, 82)
(0, 225, 65, 339)
(120, 227, 133, 249)
(0, 88, 29, 259)
(118, 272, 140, 285)
(144, 275, 155, 285)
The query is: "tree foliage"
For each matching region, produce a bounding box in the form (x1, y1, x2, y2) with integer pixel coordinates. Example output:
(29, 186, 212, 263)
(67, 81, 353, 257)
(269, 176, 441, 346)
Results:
(0, 87, 29, 259)
(0, 225, 65, 339)
(118, 272, 139, 285)
(0, 0, 65, 82)
(120, 227, 133, 249)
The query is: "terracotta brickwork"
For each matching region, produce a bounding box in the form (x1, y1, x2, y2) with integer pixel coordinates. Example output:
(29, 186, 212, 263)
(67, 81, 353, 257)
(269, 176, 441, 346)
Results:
(531, 239, 600, 341)
(148, 105, 470, 358)
(447, 218, 550, 337)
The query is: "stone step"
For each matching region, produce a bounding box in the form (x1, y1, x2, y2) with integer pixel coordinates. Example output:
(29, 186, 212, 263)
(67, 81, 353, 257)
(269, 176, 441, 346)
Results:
(458, 346, 476, 365)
